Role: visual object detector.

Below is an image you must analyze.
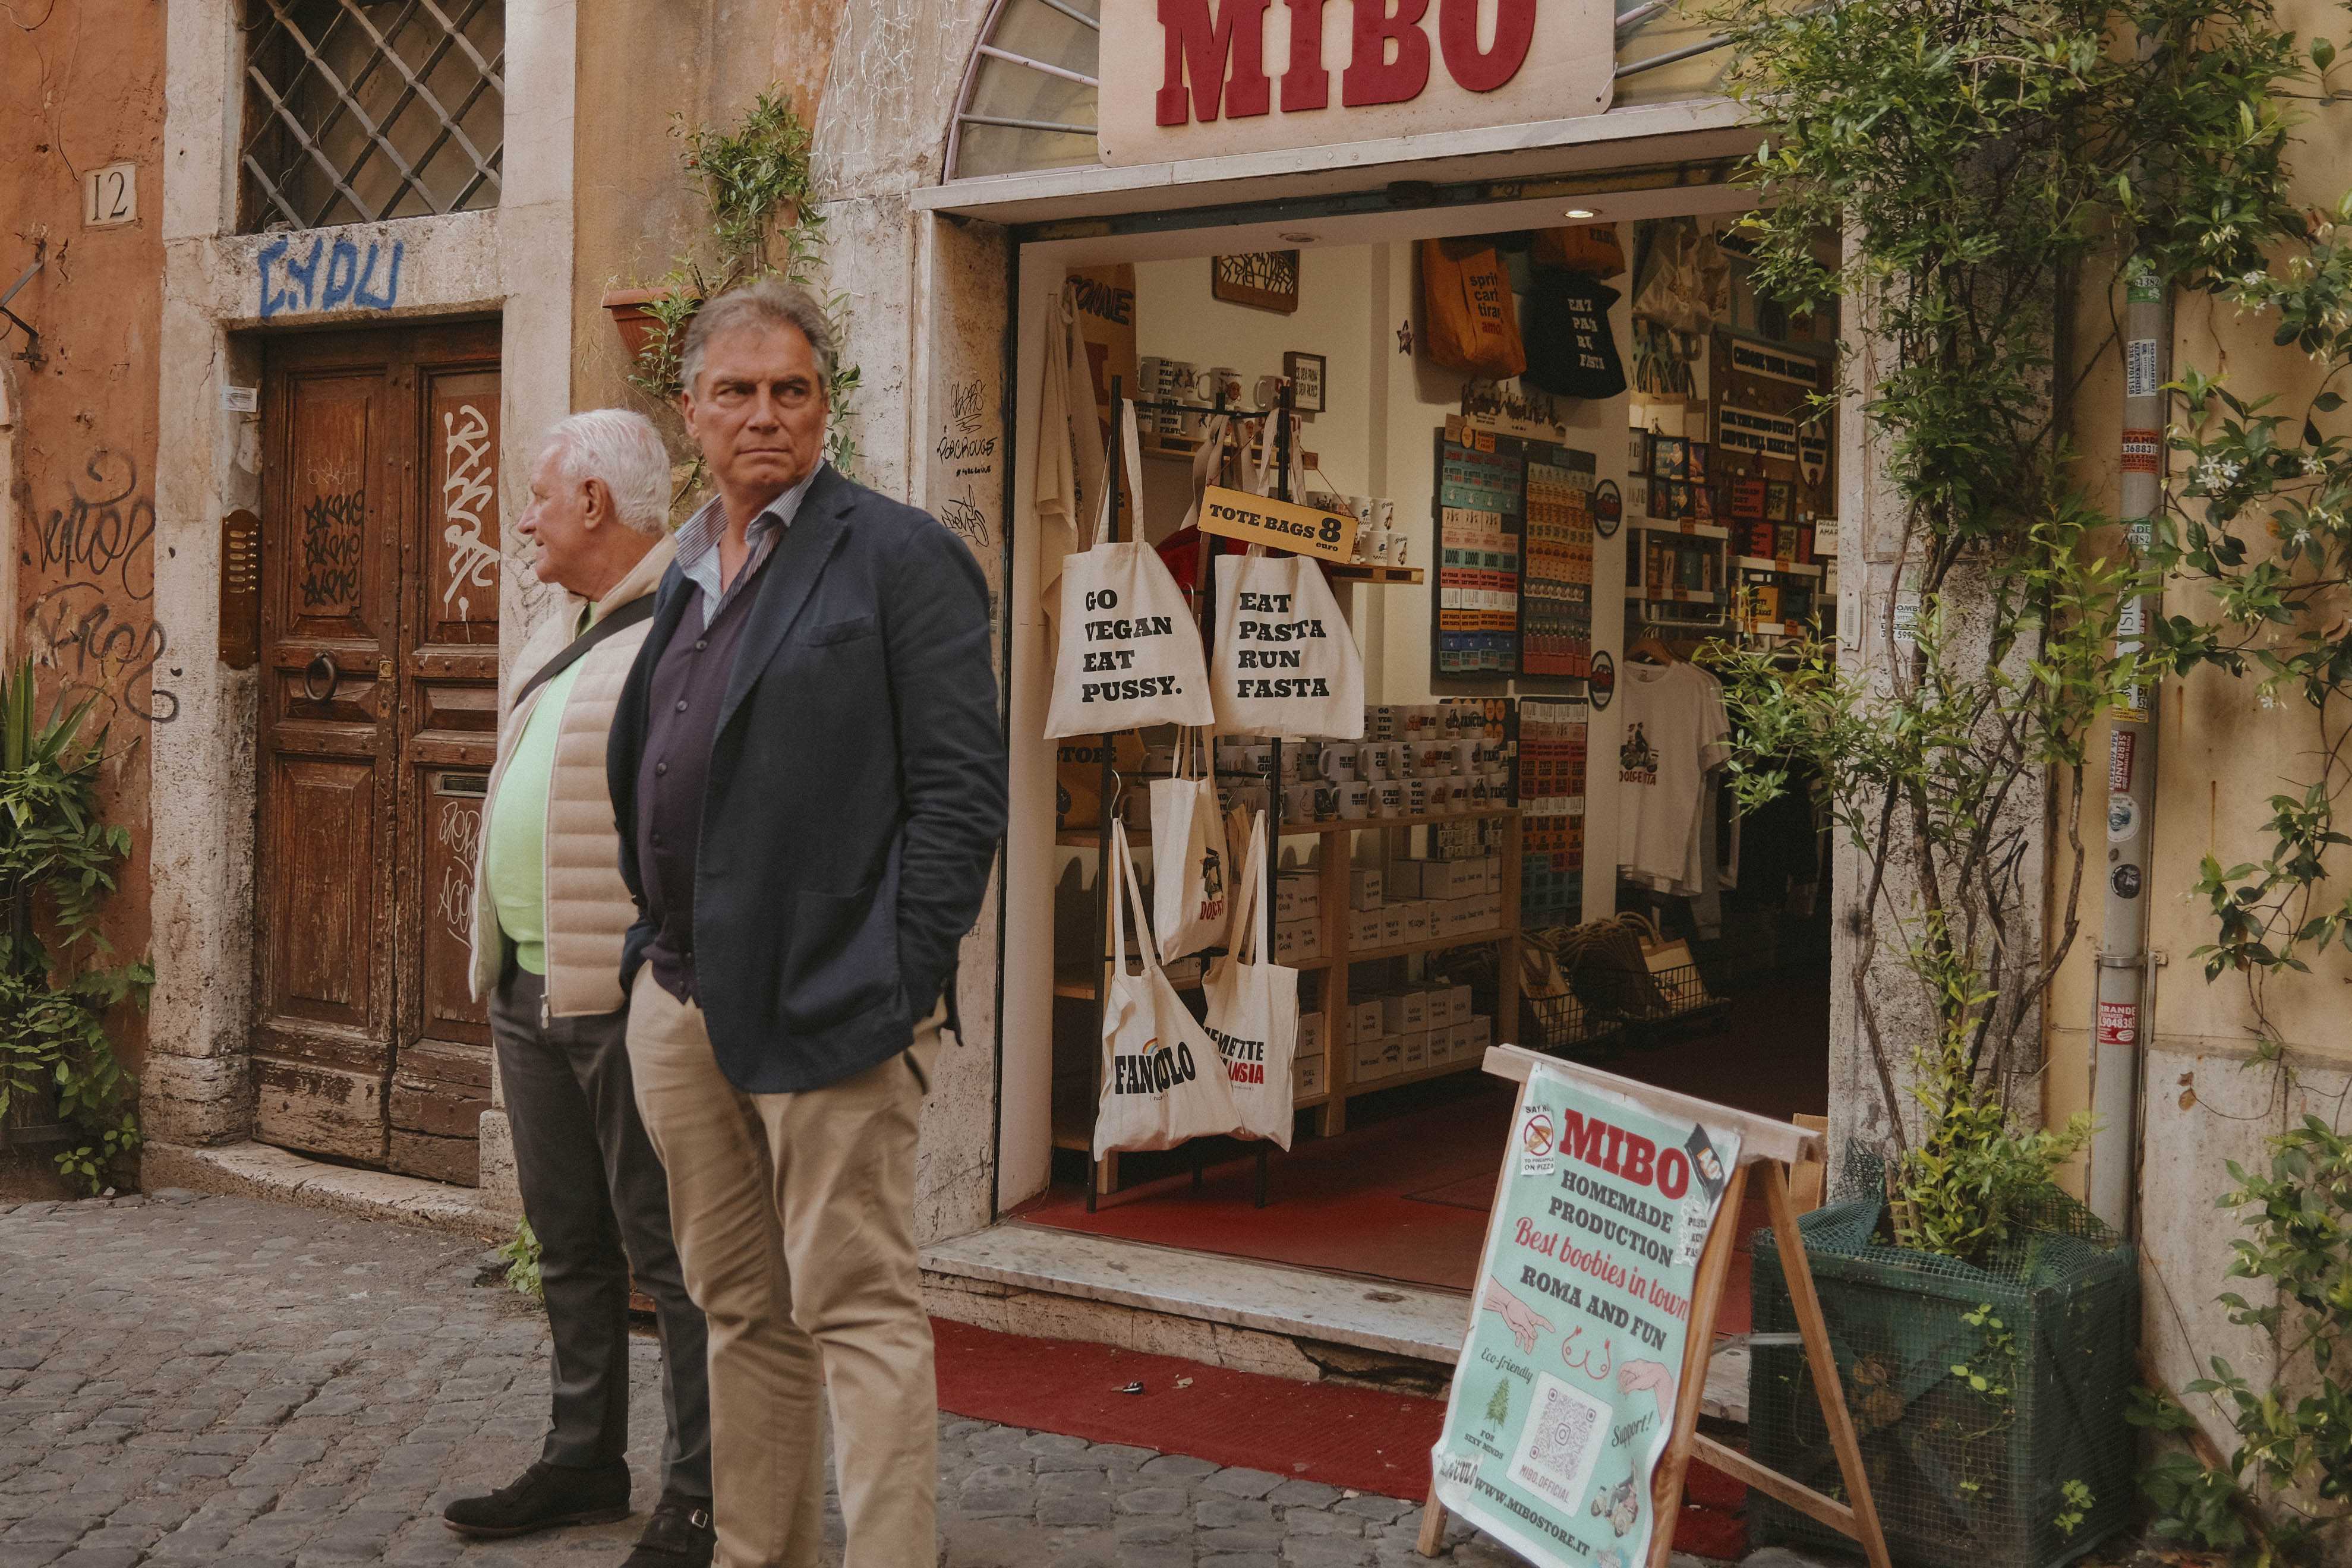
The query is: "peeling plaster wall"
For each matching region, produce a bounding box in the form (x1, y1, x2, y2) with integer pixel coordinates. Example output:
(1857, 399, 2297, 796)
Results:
(1, 0, 168, 1166)
(149, 1, 577, 1171)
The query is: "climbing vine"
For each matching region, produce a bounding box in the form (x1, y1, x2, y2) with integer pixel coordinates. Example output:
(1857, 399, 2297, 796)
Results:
(622, 89, 864, 488)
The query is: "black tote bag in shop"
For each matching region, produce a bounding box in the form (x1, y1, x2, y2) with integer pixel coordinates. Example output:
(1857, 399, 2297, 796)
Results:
(1524, 268, 1628, 402)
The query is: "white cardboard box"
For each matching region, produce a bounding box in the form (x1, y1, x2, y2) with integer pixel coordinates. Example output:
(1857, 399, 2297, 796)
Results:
(1294, 1053, 1326, 1097)
(1347, 908, 1383, 948)
(1466, 1014, 1494, 1052)
(1274, 871, 1317, 923)
(1352, 1031, 1387, 1078)
(1350, 867, 1385, 910)
(1382, 911, 1406, 947)
(1275, 918, 1323, 964)
(1380, 990, 1429, 1033)
(1402, 1028, 1430, 1070)
(1437, 985, 1473, 1026)
(1351, 999, 1383, 1043)
(1298, 1012, 1325, 1058)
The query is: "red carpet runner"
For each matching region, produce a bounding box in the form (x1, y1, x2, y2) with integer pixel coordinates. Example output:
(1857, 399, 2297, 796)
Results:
(931, 1317, 1749, 1556)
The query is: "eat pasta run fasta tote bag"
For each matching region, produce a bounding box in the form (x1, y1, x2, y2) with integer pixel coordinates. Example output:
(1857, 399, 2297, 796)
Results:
(1149, 730, 1229, 964)
(1093, 820, 1243, 1159)
(1202, 809, 1299, 1150)
(1045, 402, 1215, 739)
(1210, 548, 1365, 739)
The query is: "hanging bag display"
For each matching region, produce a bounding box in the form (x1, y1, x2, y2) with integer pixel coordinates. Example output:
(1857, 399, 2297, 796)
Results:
(1202, 810, 1298, 1150)
(1045, 402, 1216, 738)
(1420, 237, 1528, 381)
(1209, 548, 1366, 739)
(1149, 730, 1229, 964)
(1093, 819, 1243, 1159)
(1531, 222, 1628, 278)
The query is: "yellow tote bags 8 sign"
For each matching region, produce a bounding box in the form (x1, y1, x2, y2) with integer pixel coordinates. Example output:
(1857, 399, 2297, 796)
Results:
(1045, 403, 1215, 739)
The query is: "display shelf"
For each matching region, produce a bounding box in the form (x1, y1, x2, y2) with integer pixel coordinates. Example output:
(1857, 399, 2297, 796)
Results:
(1054, 961, 1206, 999)
(1734, 556, 1824, 576)
(1631, 519, 1730, 540)
(1344, 928, 1511, 965)
(1140, 434, 1318, 469)
(1326, 564, 1426, 585)
(1625, 586, 1731, 606)
(1056, 804, 1515, 848)
(1348, 1056, 1486, 1097)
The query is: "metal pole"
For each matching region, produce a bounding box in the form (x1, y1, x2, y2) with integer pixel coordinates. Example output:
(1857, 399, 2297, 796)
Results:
(2088, 260, 2165, 1235)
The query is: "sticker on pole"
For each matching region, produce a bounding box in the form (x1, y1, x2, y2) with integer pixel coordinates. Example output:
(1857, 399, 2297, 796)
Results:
(2121, 430, 2162, 475)
(2097, 1001, 2139, 1049)
(2107, 793, 2140, 844)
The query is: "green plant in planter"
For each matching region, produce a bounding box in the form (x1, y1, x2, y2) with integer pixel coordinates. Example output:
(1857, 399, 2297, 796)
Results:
(0, 660, 153, 1194)
(623, 89, 864, 484)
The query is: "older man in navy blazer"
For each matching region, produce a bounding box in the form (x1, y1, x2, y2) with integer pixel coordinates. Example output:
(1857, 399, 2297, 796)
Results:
(607, 278, 1004, 1568)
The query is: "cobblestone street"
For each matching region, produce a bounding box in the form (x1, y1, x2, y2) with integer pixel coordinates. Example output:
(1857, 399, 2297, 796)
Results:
(0, 1191, 1549, 1568)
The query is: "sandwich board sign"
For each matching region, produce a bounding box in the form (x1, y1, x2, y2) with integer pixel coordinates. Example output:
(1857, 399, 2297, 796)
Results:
(1417, 1046, 1891, 1568)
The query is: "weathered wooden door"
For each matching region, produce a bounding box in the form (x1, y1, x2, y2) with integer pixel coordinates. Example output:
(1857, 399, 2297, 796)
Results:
(256, 321, 503, 1183)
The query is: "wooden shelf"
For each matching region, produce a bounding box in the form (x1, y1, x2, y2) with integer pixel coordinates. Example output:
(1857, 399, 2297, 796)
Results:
(1344, 927, 1511, 965)
(1054, 961, 1205, 999)
(1326, 564, 1426, 584)
(1626, 586, 1731, 606)
(1735, 556, 1824, 577)
(1057, 805, 1514, 848)
(1347, 1056, 1486, 1097)
(1629, 519, 1730, 540)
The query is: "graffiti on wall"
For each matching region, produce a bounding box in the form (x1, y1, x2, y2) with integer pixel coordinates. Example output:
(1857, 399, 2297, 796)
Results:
(297, 490, 367, 611)
(439, 405, 498, 619)
(256, 234, 404, 320)
(26, 451, 177, 725)
(433, 797, 480, 951)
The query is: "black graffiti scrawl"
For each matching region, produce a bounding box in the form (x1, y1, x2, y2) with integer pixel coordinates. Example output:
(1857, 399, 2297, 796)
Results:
(299, 490, 366, 611)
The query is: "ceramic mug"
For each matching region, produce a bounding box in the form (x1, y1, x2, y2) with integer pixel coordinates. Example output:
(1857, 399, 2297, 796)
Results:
(1355, 743, 1389, 781)
(1339, 781, 1372, 820)
(1373, 779, 1405, 818)
(1451, 741, 1480, 775)
(1319, 746, 1357, 784)
(1312, 783, 1341, 821)
(1405, 778, 1430, 816)
(1284, 784, 1318, 821)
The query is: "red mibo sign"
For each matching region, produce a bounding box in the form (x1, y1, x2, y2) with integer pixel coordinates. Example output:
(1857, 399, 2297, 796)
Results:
(1099, 0, 1613, 166)
(1157, 0, 1541, 124)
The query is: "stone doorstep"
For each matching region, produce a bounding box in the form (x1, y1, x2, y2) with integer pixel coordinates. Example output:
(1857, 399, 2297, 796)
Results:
(140, 1140, 519, 1242)
(922, 1220, 1753, 1422)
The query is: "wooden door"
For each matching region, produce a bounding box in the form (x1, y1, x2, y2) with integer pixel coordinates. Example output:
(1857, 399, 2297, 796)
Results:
(256, 321, 502, 1182)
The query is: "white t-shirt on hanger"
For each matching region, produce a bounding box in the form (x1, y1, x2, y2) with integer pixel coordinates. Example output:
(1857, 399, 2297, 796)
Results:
(1615, 660, 1732, 889)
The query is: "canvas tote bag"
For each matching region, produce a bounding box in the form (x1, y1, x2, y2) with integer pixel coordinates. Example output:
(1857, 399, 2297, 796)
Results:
(1202, 810, 1298, 1150)
(1093, 820, 1243, 1159)
(1149, 730, 1229, 964)
(1420, 237, 1527, 381)
(1045, 402, 1215, 738)
(1210, 548, 1366, 739)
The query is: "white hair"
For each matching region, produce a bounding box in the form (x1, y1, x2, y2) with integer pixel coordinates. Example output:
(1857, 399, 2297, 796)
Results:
(543, 409, 671, 535)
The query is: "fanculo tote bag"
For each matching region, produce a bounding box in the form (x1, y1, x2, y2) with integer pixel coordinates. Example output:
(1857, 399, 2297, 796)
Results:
(1202, 810, 1298, 1150)
(1149, 730, 1229, 964)
(1045, 402, 1215, 738)
(1093, 820, 1242, 1159)
(1210, 548, 1365, 739)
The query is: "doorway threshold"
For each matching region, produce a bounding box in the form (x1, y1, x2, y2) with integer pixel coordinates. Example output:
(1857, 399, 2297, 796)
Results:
(920, 1221, 1749, 1420)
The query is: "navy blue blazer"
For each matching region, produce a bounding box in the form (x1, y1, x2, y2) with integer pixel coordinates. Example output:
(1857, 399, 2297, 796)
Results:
(607, 465, 1007, 1093)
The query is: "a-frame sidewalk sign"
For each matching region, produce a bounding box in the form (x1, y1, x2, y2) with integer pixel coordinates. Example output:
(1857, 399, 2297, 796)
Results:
(1415, 1043, 1891, 1568)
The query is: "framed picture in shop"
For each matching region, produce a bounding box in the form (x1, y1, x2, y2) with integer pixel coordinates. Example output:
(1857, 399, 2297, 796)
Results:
(1283, 351, 1327, 414)
(1765, 480, 1795, 523)
(1670, 481, 1694, 519)
(1652, 434, 1689, 481)
(1629, 427, 1653, 476)
(1688, 441, 1710, 481)
(1692, 481, 1717, 522)
(1212, 250, 1301, 313)
(1731, 475, 1768, 521)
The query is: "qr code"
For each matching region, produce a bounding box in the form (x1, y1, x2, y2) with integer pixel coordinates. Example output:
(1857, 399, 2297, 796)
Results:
(1509, 1373, 1608, 1509)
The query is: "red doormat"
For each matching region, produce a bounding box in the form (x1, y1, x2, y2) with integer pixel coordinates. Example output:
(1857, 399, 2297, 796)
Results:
(931, 1315, 1750, 1554)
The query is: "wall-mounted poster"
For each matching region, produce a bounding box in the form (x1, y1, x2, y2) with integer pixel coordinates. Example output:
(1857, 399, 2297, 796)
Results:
(1434, 419, 1527, 678)
(1283, 350, 1326, 414)
(1521, 444, 1598, 680)
(1629, 427, 1652, 477)
(1651, 435, 1689, 481)
(1709, 326, 1836, 512)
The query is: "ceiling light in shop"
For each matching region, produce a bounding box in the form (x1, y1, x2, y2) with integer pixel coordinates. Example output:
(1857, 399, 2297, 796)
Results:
(1563, 208, 1599, 219)
(1279, 232, 1319, 244)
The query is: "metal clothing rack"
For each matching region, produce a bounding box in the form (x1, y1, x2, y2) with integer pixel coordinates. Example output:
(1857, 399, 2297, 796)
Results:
(1080, 374, 1297, 1212)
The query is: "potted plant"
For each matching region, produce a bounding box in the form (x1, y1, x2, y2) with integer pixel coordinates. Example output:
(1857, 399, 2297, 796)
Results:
(1695, 0, 2313, 1561)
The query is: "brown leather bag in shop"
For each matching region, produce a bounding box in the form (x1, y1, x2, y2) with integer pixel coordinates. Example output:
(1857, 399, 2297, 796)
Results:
(1420, 237, 1527, 381)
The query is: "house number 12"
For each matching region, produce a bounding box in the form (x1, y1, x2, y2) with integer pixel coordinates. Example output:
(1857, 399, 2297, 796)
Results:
(84, 163, 137, 229)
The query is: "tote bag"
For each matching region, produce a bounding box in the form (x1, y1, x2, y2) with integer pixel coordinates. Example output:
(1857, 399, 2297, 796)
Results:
(1210, 549, 1366, 739)
(1093, 820, 1243, 1159)
(1149, 731, 1229, 964)
(1420, 237, 1527, 381)
(1045, 403, 1215, 738)
(1202, 810, 1298, 1150)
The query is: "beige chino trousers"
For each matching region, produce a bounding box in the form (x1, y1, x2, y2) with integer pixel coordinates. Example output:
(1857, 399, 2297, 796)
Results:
(627, 969, 943, 1568)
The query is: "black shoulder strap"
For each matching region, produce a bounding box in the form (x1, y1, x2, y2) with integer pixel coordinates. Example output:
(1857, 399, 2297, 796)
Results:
(512, 595, 657, 711)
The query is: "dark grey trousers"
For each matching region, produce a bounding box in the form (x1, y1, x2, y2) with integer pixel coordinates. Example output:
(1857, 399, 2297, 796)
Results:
(490, 966, 711, 1500)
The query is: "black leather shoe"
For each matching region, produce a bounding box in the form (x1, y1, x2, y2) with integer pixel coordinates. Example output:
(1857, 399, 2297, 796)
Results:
(621, 1494, 717, 1567)
(441, 1459, 633, 1538)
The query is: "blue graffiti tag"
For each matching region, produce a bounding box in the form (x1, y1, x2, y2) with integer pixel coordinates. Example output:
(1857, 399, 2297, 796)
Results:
(257, 235, 404, 319)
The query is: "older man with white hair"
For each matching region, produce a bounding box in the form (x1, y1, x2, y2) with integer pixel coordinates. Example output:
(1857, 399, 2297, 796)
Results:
(443, 410, 714, 1568)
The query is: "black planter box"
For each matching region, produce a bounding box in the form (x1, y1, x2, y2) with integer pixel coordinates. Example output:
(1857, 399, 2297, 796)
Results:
(1747, 1200, 2139, 1568)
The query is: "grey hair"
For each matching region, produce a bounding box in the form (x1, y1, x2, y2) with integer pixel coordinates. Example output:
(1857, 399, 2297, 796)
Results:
(680, 278, 838, 396)
(544, 410, 672, 537)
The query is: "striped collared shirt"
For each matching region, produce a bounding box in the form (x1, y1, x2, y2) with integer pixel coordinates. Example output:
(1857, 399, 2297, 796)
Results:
(672, 464, 824, 627)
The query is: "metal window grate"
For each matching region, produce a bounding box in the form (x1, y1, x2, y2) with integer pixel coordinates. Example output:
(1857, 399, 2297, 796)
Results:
(239, 0, 505, 232)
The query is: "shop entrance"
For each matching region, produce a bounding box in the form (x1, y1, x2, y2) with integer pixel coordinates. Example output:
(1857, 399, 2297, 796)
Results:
(252, 320, 503, 1184)
(1000, 194, 1839, 1334)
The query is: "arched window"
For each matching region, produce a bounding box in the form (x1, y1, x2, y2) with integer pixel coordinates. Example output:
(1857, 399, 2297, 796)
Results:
(946, 0, 1101, 182)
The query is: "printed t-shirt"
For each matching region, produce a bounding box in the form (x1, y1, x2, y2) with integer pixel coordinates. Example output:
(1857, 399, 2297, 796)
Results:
(1615, 660, 1730, 888)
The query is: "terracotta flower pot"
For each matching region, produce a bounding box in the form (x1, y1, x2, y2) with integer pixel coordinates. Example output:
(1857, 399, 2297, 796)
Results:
(600, 286, 694, 365)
